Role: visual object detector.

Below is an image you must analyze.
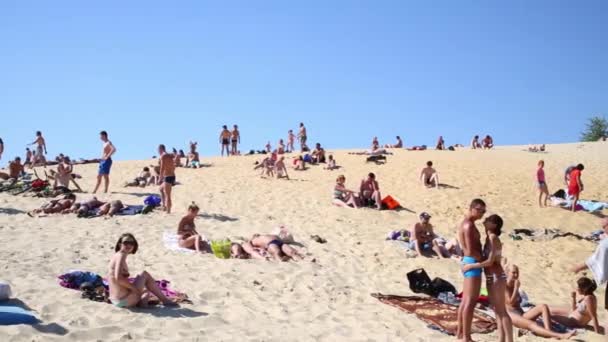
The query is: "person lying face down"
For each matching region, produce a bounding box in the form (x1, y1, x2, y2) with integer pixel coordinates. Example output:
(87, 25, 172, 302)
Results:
(28, 193, 76, 216)
(230, 231, 303, 262)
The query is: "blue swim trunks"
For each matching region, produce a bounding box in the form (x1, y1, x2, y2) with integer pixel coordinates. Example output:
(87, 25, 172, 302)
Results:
(98, 158, 113, 175)
(462, 256, 482, 278)
(409, 240, 432, 251)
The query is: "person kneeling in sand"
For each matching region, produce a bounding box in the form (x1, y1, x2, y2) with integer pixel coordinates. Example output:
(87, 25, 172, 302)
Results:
(275, 156, 289, 179)
(420, 161, 439, 189)
(177, 202, 210, 253)
(409, 212, 450, 258)
(124, 167, 152, 188)
(108, 233, 177, 308)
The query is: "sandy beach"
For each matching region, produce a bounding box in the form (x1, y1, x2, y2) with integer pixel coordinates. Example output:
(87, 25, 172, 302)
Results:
(0, 142, 606, 341)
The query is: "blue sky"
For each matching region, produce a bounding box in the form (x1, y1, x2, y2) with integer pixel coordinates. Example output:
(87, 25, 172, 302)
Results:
(1, 1, 606, 162)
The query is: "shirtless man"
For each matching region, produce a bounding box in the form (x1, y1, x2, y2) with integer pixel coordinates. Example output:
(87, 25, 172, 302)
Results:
(231, 125, 240, 156)
(29, 131, 47, 168)
(360, 173, 382, 210)
(55, 156, 73, 189)
(483, 135, 494, 149)
(420, 161, 439, 189)
(186, 142, 200, 168)
(456, 198, 486, 342)
(219, 125, 231, 157)
(298, 122, 307, 152)
(385, 135, 403, 148)
(28, 193, 76, 216)
(409, 212, 448, 258)
(312, 143, 326, 163)
(244, 233, 303, 261)
(371, 136, 380, 151)
(158, 144, 176, 214)
(93, 131, 117, 194)
(0, 157, 24, 181)
(471, 135, 481, 149)
(287, 130, 296, 153)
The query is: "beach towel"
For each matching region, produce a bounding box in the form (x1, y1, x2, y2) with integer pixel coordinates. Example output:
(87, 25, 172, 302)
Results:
(586, 238, 608, 285)
(372, 293, 496, 335)
(116, 205, 144, 216)
(509, 228, 599, 243)
(163, 232, 195, 254)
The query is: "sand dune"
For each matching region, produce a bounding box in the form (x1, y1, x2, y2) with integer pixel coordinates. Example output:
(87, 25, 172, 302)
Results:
(0, 142, 606, 341)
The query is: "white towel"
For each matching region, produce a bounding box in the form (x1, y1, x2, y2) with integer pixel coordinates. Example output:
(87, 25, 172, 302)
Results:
(586, 238, 608, 285)
(163, 232, 195, 254)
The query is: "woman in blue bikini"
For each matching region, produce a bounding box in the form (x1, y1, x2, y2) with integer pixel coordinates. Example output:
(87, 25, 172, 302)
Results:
(108, 233, 177, 308)
(462, 214, 514, 342)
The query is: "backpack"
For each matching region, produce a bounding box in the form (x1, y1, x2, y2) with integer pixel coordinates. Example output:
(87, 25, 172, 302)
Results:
(407, 268, 457, 298)
(144, 195, 162, 207)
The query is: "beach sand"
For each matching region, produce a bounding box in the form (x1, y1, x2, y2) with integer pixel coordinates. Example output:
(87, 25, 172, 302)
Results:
(0, 142, 606, 341)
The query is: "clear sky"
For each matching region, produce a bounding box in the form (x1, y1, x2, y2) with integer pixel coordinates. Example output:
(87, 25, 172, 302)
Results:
(1, 1, 606, 162)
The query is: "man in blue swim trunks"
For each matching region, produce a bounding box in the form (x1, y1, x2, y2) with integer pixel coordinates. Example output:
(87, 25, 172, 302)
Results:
(456, 198, 486, 342)
(93, 131, 117, 194)
(158, 144, 176, 214)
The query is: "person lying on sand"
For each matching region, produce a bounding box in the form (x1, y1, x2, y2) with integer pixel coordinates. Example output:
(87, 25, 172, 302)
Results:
(324, 155, 338, 170)
(504, 265, 576, 339)
(333, 175, 360, 208)
(177, 202, 210, 253)
(549, 277, 601, 334)
(230, 232, 303, 261)
(97, 200, 125, 217)
(409, 212, 451, 258)
(28, 193, 76, 216)
(420, 161, 439, 189)
(124, 167, 152, 187)
(275, 156, 289, 179)
(66, 197, 106, 216)
(360, 173, 382, 210)
(108, 233, 177, 308)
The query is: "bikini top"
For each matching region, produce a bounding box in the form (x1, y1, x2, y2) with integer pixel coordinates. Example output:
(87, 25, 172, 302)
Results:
(576, 299, 587, 314)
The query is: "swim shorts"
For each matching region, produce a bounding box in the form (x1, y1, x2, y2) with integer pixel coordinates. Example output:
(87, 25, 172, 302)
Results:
(98, 158, 112, 175)
(462, 256, 482, 278)
(409, 240, 432, 251)
(222, 138, 229, 145)
(164, 176, 176, 186)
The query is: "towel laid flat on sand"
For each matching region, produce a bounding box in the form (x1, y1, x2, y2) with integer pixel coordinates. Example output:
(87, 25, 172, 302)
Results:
(371, 293, 496, 336)
(163, 232, 195, 253)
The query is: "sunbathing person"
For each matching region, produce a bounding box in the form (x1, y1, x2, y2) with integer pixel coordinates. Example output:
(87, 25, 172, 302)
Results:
(29, 193, 76, 216)
(311, 143, 326, 163)
(243, 232, 303, 262)
(325, 155, 338, 170)
(504, 265, 576, 339)
(97, 200, 125, 217)
(108, 233, 177, 308)
(360, 173, 382, 210)
(333, 175, 360, 208)
(385, 136, 403, 148)
(0, 157, 24, 181)
(409, 212, 450, 258)
(483, 135, 494, 149)
(54, 156, 73, 190)
(471, 135, 482, 149)
(275, 156, 289, 179)
(177, 202, 210, 253)
(124, 167, 152, 187)
(420, 161, 439, 189)
(71, 197, 106, 216)
(186, 142, 201, 168)
(277, 139, 286, 154)
(549, 277, 601, 334)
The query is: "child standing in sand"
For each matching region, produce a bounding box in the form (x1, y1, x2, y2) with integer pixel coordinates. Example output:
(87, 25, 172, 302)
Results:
(536, 160, 549, 207)
(177, 203, 210, 253)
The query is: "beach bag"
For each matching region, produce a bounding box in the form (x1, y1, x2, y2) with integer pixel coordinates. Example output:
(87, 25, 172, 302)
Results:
(144, 195, 162, 207)
(430, 278, 457, 297)
(31, 179, 48, 191)
(303, 154, 312, 163)
(407, 269, 433, 296)
(210, 239, 232, 259)
(382, 195, 401, 210)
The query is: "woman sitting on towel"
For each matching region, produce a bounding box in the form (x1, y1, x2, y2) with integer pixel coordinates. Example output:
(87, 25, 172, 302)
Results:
(504, 265, 576, 339)
(108, 233, 177, 308)
(333, 175, 360, 208)
(549, 277, 601, 334)
(177, 202, 210, 253)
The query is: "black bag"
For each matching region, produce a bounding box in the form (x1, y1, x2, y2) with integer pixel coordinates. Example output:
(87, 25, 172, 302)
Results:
(430, 277, 457, 297)
(407, 268, 433, 296)
(553, 189, 566, 199)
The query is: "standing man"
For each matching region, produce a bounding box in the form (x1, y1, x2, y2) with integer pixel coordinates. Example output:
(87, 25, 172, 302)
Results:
(457, 198, 486, 342)
(219, 125, 231, 157)
(29, 131, 47, 168)
(231, 125, 240, 156)
(568, 164, 584, 212)
(93, 131, 117, 194)
(298, 122, 307, 152)
(158, 144, 176, 214)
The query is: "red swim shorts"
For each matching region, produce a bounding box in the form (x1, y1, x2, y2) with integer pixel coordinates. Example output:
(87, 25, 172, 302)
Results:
(568, 185, 580, 196)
